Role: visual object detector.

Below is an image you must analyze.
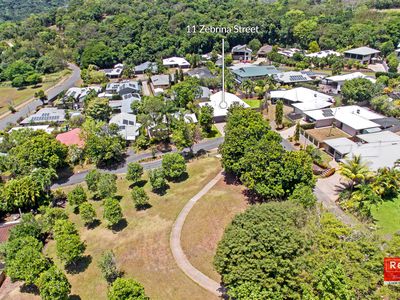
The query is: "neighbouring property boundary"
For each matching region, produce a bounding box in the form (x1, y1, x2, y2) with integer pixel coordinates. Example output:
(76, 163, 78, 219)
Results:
(170, 171, 224, 297)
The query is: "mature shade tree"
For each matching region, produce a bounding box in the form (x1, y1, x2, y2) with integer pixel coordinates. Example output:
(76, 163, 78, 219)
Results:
(126, 162, 144, 184)
(199, 105, 214, 134)
(53, 219, 85, 266)
(162, 153, 187, 180)
(81, 41, 115, 69)
(294, 121, 300, 144)
(86, 169, 101, 193)
(172, 121, 201, 153)
(8, 130, 68, 174)
(98, 250, 121, 284)
(6, 244, 49, 285)
(3, 60, 34, 81)
(248, 38, 262, 52)
(219, 105, 272, 176)
(103, 198, 123, 227)
(97, 173, 118, 199)
(79, 202, 97, 226)
(38, 206, 68, 234)
(36, 266, 71, 300)
(8, 213, 42, 241)
(81, 119, 125, 166)
(214, 202, 308, 299)
(3, 236, 43, 263)
(341, 78, 377, 104)
(308, 40, 320, 53)
(34, 89, 48, 104)
(275, 99, 283, 128)
(149, 168, 167, 191)
(171, 77, 201, 108)
(85, 98, 112, 121)
(288, 184, 317, 208)
(313, 262, 354, 300)
(67, 185, 87, 210)
(131, 187, 150, 210)
(107, 277, 149, 300)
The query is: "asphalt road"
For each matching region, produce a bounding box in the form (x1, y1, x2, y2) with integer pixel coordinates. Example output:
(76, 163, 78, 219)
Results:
(0, 63, 81, 130)
(52, 137, 225, 188)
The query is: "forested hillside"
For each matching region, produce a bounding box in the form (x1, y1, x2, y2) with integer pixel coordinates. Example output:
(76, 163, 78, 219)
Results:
(0, 0, 68, 22)
(1, 0, 400, 80)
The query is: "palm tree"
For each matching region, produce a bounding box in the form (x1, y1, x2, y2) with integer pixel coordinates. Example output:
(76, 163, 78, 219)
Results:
(241, 79, 254, 98)
(350, 183, 382, 218)
(373, 167, 400, 198)
(339, 155, 373, 191)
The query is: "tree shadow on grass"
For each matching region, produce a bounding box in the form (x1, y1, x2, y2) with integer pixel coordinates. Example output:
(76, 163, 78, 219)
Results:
(111, 218, 128, 233)
(168, 172, 189, 183)
(129, 179, 147, 189)
(152, 184, 170, 196)
(223, 172, 241, 186)
(20, 284, 39, 295)
(135, 203, 152, 211)
(69, 295, 82, 300)
(66, 255, 92, 274)
(87, 219, 101, 230)
(242, 189, 265, 205)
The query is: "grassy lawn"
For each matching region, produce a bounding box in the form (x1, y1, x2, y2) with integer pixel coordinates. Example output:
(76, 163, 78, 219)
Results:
(372, 196, 400, 236)
(203, 125, 222, 139)
(0, 69, 71, 115)
(244, 99, 261, 108)
(181, 177, 248, 281)
(41, 156, 221, 300)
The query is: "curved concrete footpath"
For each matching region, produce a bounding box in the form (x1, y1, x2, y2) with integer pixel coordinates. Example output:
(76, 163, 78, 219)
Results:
(170, 171, 224, 297)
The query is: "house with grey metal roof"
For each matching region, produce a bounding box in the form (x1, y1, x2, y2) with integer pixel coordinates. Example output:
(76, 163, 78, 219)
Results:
(21, 108, 66, 125)
(197, 86, 211, 102)
(187, 67, 215, 79)
(257, 45, 273, 57)
(231, 45, 252, 61)
(231, 65, 280, 83)
(151, 74, 174, 89)
(135, 61, 158, 74)
(344, 47, 381, 64)
(105, 81, 141, 96)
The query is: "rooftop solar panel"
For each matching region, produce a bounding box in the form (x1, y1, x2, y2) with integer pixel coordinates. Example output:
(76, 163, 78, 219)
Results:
(322, 109, 334, 117)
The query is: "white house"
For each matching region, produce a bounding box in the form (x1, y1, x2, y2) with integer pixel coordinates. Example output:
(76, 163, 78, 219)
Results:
(198, 91, 250, 122)
(304, 105, 385, 136)
(274, 71, 313, 84)
(21, 108, 66, 125)
(270, 87, 334, 114)
(102, 63, 124, 78)
(323, 72, 376, 94)
(305, 50, 341, 58)
(325, 131, 400, 169)
(343, 47, 381, 64)
(231, 45, 252, 61)
(162, 57, 190, 68)
(109, 113, 141, 141)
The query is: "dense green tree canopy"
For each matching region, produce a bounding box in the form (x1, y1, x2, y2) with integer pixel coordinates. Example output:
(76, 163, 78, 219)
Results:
(341, 78, 377, 104)
(37, 266, 71, 300)
(108, 277, 149, 300)
(162, 153, 187, 180)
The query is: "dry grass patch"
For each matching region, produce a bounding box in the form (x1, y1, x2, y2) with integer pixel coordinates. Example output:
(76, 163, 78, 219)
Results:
(46, 156, 222, 300)
(306, 127, 350, 143)
(181, 177, 248, 282)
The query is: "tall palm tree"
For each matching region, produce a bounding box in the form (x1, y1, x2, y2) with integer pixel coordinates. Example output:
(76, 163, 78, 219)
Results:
(339, 155, 373, 191)
(241, 79, 254, 98)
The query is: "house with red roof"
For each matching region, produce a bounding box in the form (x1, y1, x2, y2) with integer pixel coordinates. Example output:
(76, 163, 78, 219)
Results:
(56, 128, 85, 148)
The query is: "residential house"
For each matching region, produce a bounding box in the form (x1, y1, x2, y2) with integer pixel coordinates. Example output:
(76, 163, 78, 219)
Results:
(134, 61, 158, 74)
(56, 128, 85, 148)
(163, 57, 190, 68)
(257, 45, 273, 57)
(305, 50, 341, 59)
(102, 63, 124, 78)
(343, 47, 381, 64)
(197, 86, 211, 102)
(63, 86, 102, 108)
(198, 91, 250, 122)
(105, 81, 141, 96)
(324, 131, 400, 169)
(274, 71, 313, 84)
(323, 72, 376, 94)
(277, 48, 301, 58)
(9, 125, 54, 134)
(187, 67, 216, 79)
(151, 74, 174, 90)
(231, 65, 280, 83)
(21, 108, 66, 125)
(109, 113, 141, 141)
(270, 87, 334, 115)
(231, 45, 252, 61)
(173, 112, 198, 123)
(109, 93, 141, 113)
(304, 105, 385, 136)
